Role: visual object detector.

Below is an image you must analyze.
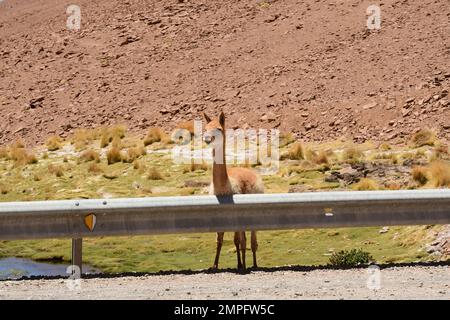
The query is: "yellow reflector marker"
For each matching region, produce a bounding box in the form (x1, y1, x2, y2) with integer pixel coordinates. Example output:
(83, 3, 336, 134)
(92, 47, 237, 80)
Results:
(84, 214, 97, 231)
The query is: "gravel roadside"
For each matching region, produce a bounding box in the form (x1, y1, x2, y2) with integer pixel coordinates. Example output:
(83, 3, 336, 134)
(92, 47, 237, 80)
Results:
(0, 266, 448, 300)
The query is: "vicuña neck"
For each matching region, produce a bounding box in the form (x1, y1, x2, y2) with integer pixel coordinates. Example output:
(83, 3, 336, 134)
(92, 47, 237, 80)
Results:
(212, 132, 229, 191)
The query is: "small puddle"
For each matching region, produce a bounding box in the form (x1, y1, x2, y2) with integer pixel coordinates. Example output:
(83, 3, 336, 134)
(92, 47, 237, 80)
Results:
(0, 257, 101, 280)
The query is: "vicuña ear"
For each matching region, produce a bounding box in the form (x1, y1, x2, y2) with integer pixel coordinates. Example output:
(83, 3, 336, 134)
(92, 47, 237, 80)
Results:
(219, 112, 225, 127)
(203, 112, 211, 123)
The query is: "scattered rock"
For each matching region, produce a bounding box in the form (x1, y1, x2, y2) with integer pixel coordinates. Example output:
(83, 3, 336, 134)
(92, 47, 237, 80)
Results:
(29, 96, 44, 109)
(379, 226, 389, 234)
(362, 102, 377, 110)
(264, 14, 280, 23)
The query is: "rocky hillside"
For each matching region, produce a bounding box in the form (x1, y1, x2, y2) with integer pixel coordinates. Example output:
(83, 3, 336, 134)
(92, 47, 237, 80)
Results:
(0, 0, 449, 145)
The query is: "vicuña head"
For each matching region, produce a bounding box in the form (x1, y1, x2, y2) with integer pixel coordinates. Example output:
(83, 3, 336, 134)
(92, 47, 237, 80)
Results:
(203, 111, 264, 270)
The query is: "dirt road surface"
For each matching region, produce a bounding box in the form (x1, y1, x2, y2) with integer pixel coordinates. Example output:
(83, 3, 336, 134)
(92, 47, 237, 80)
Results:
(0, 265, 449, 300)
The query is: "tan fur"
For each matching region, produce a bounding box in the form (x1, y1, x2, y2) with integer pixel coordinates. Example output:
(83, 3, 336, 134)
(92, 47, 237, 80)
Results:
(204, 112, 264, 270)
(209, 167, 264, 195)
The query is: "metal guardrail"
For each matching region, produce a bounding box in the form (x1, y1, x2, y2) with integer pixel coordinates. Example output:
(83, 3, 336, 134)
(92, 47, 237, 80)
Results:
(1, 189, 449, 273)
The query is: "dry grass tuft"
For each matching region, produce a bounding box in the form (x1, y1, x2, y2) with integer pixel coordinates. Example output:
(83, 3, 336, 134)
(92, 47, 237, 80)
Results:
(306, 149, 330, 165)
(428, 161, 450, 187)
(0, 147, 8, 159)
(123, 146, 147, 163)
(183, 162, 209, 173)
(143, 127, 168, 146)
(379, 143, 391, 151)
(100, 125, 127, 148)
(106, 147, 123, 165)
(411, 166, 429, 186)
(11, 140, 25, 149)
(352, 178, 379, 191)
(281, 142, 304, 160)
(410, 129, 437, 148)
(9, 146, 38, 166)
(147, 167, 163, 180)
(80, 149, 100, 163)
(71, 128, 101, 151)
(46, 136, 63, 151)
(279, 132, 296, 148)
(133, 160, 147, 174)
(342, 146, 363, 163)
(48, 164, 64, 177)
(88, 163, 103, 174)
(0, 183, 9, 195)
(430, 144, 449, 161)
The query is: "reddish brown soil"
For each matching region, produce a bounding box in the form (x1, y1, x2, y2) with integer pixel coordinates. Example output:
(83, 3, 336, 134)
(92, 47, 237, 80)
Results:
(0, 0, 449, 146)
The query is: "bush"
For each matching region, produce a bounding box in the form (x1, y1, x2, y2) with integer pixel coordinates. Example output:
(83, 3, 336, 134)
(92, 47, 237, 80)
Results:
(147, 167, 163, 180)
(0, 147, 8, 159)
(100, 125, 127, 148)
(279, 132, 295, 148)
(306, 149, 329, 165)
(342, 146, 363, 163)
(48, 164, 64, 177)
(412, 166, 428, 186)
(328, 249, 373, 267)
(46, 136, 62, 151)
(0, 183, 9, 195)
(352, 178, 379, 191)
(410, 129, 436, 148)
(80, 149, 100, 163)
(106, 147, 123, 165)
(144, 127, 169, 146)
(183, 162, 208, 173)
(71, 128, 100, 151)
(428, 161, 450, 187)
(123, 146, 147, 163)
(281, 142, 303, 160)
(379, 143, 391, 151)
(88, 163, 103, 174)
(9, 146, 38, 166)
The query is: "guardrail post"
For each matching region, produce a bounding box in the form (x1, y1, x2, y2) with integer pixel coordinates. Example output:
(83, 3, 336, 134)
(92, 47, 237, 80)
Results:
(71, 238, 83, 275)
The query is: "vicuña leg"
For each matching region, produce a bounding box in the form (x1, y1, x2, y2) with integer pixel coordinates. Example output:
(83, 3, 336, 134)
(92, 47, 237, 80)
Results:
(234, 232, 242, 269)
(239, 231, 247, 270)
(251, 230, 258, 268)
(213, 232, 224, 269)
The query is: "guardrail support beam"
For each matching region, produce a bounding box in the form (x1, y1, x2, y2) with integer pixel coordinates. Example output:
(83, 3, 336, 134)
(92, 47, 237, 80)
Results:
(71, 238, 82, 275)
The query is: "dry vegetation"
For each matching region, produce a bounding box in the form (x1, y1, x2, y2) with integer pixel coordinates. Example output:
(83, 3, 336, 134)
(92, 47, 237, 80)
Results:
(0, 125, 448, 274)
(183, 162, 209, 173)
(281, 142, 304, 160)
(48, 164, 64, 177)
(410, 129, 437, 148)
(352, 178, 379, 191)
(412, 166, 429, 186)
(71, 128, 100, 151)
(428, 161, 450, 187)
(147, 167, 163, 180)
(0, 183, 9, 195)
(46, 136, 63, 151)
(80, 149, 100, 163)
(144, 127, 170, 146)
(100, 125, 127, 148)
(106, 147, 123, 165)
(342, 146, 363, 164)
(123, 146, 147, 163)
(88, 163, 103, 174)
(8, 145, 38, 166)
